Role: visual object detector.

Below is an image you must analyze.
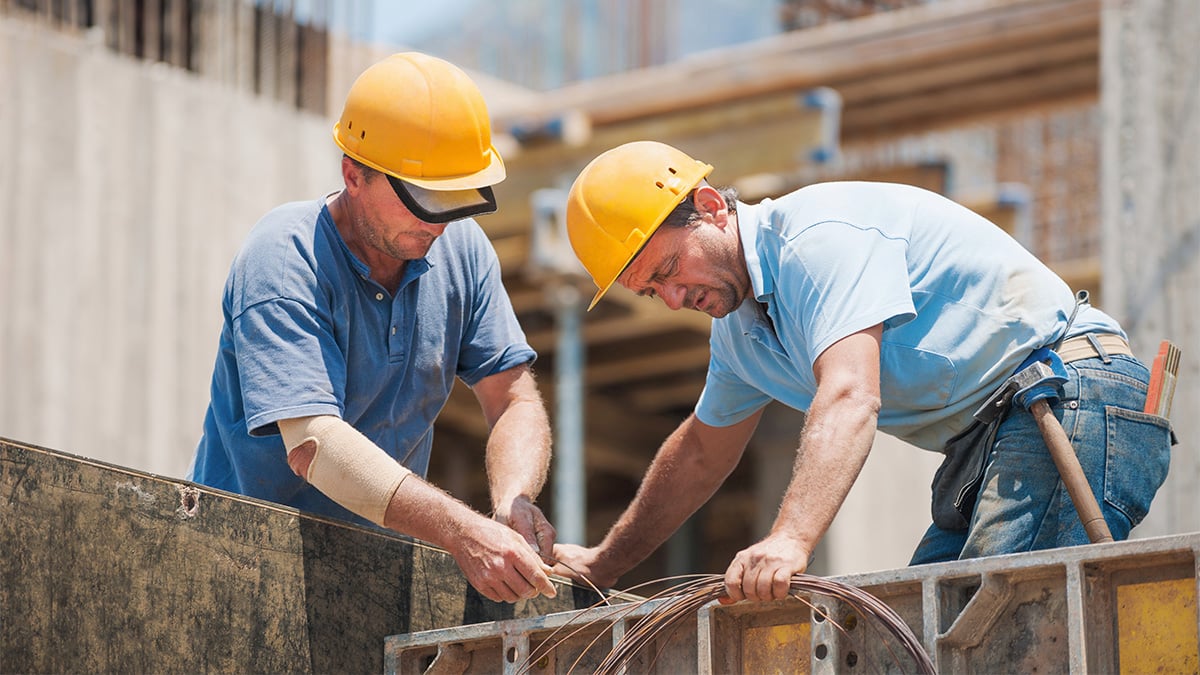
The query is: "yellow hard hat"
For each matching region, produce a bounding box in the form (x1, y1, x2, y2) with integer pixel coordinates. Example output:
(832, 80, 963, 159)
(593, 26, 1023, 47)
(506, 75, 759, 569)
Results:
(333, 53, 505, 220)
(566, 141, 714, 309)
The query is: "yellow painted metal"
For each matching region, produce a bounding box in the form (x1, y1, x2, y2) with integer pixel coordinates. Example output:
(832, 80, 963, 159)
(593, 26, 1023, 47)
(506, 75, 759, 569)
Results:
(1117, 577, 1199, 674)
(742, 622, 811, 675)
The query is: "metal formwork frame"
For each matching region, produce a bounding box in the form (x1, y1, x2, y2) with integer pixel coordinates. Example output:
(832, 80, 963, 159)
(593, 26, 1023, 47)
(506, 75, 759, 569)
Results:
(384, 533, 1200, 673)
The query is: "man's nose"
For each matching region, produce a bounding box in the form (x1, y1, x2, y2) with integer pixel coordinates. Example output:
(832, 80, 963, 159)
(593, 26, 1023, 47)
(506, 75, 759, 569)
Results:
(661, 284, 686, 311)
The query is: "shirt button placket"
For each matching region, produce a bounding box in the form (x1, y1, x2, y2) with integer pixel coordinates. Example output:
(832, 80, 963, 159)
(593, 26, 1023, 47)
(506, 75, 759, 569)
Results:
(390, 296, 406, 363)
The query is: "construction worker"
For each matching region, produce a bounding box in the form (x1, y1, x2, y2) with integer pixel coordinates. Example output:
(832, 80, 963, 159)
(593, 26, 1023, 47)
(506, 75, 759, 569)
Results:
(552, 140, 1172, 603)
(187, 53, 557, 604)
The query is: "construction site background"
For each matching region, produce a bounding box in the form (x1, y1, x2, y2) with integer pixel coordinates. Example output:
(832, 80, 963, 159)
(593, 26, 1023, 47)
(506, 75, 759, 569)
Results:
(0, 0, 1196, 593)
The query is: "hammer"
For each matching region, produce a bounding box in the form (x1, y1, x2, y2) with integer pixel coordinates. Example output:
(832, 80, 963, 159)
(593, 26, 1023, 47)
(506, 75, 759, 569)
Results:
(1008, 349, 1114, 543)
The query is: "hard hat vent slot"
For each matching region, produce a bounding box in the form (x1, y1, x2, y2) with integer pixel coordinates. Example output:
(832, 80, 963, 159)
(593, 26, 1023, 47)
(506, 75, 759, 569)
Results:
(360, 130, 366, 139)
(668, 167, 677, 174)
(656, 181, 664, 189)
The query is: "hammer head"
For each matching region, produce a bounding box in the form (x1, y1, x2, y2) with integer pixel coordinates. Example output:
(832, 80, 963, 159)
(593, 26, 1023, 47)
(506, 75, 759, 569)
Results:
(1012, 348, 1068, 410)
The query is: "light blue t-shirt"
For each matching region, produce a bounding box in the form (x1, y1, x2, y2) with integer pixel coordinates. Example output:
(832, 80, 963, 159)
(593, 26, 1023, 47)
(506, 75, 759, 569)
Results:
(695, 182, 1121, 451)
(188, 198, 535, 526)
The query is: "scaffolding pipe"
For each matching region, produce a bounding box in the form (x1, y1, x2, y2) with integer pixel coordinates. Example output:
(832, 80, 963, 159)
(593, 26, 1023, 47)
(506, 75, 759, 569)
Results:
(552, 283, 586, 545)
(530, 187, 588, 546)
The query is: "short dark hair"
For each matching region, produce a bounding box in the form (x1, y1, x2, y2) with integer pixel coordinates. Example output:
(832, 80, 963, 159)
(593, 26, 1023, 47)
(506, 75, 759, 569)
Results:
(660, 183, 738, 230)
(344, 154, 380, 180)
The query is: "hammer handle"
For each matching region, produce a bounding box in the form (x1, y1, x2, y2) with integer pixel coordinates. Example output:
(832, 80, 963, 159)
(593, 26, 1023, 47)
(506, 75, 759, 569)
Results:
(1030, 400, 1114, 544)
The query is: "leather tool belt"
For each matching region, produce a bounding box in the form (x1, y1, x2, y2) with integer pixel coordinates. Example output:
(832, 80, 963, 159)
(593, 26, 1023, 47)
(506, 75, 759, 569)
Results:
(929, 331, 1132, 532)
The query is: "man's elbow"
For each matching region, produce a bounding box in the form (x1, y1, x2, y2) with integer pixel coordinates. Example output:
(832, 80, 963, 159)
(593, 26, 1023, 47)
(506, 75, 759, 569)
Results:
(823, 380, 881, 420)
(854, 388, 882, 416)
(278, 416, 322, 479)
(286, 438, 318, 478)
(851, 390, 881, 423)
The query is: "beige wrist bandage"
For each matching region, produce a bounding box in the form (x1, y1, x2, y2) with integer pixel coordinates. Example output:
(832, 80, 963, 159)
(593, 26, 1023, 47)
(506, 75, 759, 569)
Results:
(278, 415, 411, 526)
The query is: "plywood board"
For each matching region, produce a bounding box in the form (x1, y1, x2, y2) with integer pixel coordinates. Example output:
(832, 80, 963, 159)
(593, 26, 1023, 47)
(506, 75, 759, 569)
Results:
(0, 437, 600, 674)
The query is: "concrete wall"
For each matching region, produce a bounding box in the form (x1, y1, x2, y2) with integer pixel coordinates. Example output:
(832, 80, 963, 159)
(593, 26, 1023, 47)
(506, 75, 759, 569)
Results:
(1101, 0, 1200, 536)
(0, 15, 341, 478)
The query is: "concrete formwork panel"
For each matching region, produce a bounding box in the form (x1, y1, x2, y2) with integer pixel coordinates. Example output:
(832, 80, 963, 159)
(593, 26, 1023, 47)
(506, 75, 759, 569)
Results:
(0, 438, 601, 674)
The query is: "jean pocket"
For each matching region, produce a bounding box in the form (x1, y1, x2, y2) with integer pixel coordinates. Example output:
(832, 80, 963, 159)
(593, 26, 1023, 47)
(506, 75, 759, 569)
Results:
(1103, 406, 1172, 526)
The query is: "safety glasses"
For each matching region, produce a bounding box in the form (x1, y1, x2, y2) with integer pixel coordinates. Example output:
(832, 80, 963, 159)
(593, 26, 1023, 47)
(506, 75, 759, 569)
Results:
(388, 176, 498, 224)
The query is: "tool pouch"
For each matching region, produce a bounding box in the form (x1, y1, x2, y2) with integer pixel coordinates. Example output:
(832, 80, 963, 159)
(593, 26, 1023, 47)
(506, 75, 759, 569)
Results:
(930, 416, 1003, 531)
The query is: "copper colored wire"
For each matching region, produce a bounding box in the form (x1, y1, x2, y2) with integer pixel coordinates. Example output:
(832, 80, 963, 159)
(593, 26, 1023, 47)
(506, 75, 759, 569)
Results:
(518, 573, 936, 675)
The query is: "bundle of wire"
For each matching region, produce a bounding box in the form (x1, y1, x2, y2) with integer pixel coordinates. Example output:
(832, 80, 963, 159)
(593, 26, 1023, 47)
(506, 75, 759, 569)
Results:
(519, 573, 935, 674)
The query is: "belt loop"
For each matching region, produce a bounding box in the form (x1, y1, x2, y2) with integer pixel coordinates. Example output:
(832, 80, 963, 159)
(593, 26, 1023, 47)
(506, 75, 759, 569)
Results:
(1086, 333, 1112, 364)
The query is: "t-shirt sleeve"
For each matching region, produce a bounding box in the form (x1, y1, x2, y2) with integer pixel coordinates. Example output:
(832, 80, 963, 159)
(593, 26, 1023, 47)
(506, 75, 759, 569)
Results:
(235, 296, 345, 436)
(695, 348, 773, 427)
(454, 226, 536, 386)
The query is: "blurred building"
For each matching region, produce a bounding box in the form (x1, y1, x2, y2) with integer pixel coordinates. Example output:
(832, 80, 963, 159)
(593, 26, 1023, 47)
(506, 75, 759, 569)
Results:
(387, 0, 775, 90)
(2, 0, 1195, 592)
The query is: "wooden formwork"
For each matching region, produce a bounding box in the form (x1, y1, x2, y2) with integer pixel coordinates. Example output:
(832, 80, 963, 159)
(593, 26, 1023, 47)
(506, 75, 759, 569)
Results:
(0, 437, 604, 674)
(385, 533, 1200, 673)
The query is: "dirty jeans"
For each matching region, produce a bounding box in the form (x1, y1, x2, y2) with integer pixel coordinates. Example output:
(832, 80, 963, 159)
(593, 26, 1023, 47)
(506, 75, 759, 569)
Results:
(910, 353, 1173, 565)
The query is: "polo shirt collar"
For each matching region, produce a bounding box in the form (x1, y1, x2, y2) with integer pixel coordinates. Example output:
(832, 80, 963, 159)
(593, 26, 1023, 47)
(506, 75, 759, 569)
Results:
(735, 200, 774, 302)
(319, 201, 434, 290)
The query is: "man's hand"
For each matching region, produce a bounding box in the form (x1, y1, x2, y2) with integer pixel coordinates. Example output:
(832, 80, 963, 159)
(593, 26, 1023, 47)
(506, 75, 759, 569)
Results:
(721, 532, 811, 604)
(493, 494, 556, 557)
(448, 517, 558, 604)
(549, 543, 620, 590)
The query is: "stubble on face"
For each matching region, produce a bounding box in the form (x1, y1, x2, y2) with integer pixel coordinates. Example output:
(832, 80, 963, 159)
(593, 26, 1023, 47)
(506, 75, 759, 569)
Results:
(354, 210, 438, 262)
(622, 224, 752, 319)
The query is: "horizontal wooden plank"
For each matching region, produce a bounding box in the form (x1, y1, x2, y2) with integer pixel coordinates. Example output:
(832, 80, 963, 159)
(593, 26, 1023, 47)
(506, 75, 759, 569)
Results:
(493, 0, 1098, 126)
(484, 97, 838, 240)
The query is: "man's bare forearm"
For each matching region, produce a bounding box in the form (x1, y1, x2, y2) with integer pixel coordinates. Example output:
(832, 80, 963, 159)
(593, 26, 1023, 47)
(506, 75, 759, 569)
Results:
(771, 328, 882, 555)
(486, 396, 551, 505)
(593, 412, 761, 577)
(773, 387, 878, 554)
(473, 365, 552, 505)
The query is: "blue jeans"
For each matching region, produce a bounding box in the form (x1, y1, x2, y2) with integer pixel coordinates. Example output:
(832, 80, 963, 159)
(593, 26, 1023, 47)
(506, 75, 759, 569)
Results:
(911, 353, 1173, 565)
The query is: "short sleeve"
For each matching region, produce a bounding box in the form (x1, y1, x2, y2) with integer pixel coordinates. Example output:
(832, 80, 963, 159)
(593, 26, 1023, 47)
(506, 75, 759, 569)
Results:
(235, 297, 344, 435)
(695, 335, 773, 427)
(452, 226, 536, 386)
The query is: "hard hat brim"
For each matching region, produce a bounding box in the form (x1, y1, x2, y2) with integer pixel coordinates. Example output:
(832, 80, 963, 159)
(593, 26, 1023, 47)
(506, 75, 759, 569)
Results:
(396, 148, 507, 191)
(588, 287, 608, 311)
(586, 233, 654, 310)
(389, 176, 498, 223)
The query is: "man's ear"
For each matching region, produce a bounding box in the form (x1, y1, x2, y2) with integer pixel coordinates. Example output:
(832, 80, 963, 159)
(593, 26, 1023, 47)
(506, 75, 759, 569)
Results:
(341, 156, 365, 194)
(693, 185, 728, 224)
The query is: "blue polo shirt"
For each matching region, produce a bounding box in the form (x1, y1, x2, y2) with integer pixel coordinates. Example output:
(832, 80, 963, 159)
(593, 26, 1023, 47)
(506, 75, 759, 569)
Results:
(695, 182, 1121, 451)
(188, 198, 535, 526)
